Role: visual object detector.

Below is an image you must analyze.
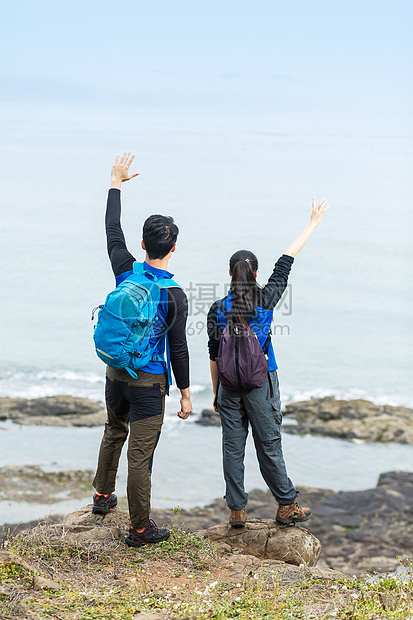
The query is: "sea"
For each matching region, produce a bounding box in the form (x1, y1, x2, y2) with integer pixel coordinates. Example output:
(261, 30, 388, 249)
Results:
(0, 101, 412, 524)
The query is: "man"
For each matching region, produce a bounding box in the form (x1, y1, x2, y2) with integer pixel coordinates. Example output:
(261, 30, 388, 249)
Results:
(92, 152, 192, 548)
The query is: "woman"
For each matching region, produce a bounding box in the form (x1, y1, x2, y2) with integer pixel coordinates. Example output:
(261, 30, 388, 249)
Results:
(207, 198, 329, 527)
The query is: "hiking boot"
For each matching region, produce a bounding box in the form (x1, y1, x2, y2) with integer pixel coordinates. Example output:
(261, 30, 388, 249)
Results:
(92, 492, 118, 515)
(125, 520, 171, 548)
(229, 507, 247, 528)
(276, 499, 311, 525)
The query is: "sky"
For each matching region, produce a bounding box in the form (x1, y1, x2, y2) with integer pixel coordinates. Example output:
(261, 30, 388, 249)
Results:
(1, 1, 412, 128)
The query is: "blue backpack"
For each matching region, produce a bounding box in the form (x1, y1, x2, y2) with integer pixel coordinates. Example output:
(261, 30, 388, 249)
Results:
(92, 262, 180, 381)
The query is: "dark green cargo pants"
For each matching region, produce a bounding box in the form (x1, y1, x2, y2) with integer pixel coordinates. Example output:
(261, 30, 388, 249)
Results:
(93, 366, 167, 529)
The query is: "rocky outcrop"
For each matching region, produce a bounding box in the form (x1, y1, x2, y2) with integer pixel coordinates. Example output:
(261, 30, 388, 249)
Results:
(33, 506, 322, 568)
(0, 465, 94, 504)
(303, 470, 413, 575)
(197, 397, 413, 444)
(196, 408, 220, 426)
(202, 519, 321, 566)
(31, 505, 130, 544)
(0, 395, 106, 426)
(283, 396, 413, 444)
(150, 471, 413, 575)
(62, 505, 130, 541)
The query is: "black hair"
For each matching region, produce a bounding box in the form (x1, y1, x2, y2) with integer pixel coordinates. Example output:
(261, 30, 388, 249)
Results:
(228, 250, 260, 327)
(142, 215, 179, 259)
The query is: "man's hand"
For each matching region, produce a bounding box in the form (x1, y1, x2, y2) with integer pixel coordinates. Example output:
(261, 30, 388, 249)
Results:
(310, 197, 329, 228)
(177, 395, 192, 420)
(111, 152, 139, 190)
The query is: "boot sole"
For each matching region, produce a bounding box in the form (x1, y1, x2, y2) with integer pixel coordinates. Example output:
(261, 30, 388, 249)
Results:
(125, 533, 170, 548)
(230, 521, 246, 528)
(276, 514, 311, 525)
(92, 501, 117, 515)
(125, 537, 147, 548)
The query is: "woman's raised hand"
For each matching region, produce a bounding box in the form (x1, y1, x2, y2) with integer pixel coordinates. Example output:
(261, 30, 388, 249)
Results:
(310, 197, 329, 228)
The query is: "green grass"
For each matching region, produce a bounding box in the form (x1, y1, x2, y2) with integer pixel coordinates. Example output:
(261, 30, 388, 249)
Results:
(1, 517, 413, 620)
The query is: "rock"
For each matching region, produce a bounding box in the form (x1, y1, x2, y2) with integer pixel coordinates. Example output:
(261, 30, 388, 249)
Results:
(283, 396, 413, 444)
(0, 550, 36, 573)
(0, 395, 106, 426)
(195, 408, 221, 426)
(203, 519, 321, 567)
(219, 552, 347, 584)
(0, 464, 94, 504)
(33, 575, 61, 590)
(266, 523, 322, 566)
(301, 470, 413, 575)
(377, 471, 413, 487)
(132, 615, 169, 620)
(0, 550, 13, 564)
(33, 505, 131, 543)
(195, 397, 413, 444)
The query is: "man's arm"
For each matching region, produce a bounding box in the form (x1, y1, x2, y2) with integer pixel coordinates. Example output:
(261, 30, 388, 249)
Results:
(105, 153, 139, 278)
(166, 288, 192, 420)
(106, 189, 136, 277)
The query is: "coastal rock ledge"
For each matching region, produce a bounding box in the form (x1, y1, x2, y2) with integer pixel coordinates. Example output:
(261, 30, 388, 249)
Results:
(283, 396, 413, 444)
(196, 397, 413, 444)
(0, 395, 106, 426)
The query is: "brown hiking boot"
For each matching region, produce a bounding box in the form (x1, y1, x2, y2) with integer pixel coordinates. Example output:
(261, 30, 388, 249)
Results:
(229, 507, 247, 528)
(276, 499, 311, 525)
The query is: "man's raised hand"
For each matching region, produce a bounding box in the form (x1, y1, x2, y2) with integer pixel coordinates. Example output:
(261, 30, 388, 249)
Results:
(110, 152, 139, 189)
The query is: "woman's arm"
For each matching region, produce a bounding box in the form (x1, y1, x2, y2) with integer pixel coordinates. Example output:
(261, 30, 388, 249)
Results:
(207, 301, 221, 412)
(209, 360, 219, 412)
(284, 198, 329, 258)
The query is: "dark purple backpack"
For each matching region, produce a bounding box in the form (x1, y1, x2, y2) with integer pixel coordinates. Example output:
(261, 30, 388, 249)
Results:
(215, 304, 270, 392)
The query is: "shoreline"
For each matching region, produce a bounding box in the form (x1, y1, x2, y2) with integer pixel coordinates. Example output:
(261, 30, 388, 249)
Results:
(2, 394, 413, 446)
(1, 467, 412, 576)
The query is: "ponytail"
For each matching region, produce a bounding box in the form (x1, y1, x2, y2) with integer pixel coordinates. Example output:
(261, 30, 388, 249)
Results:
(228, 250, 260, 328)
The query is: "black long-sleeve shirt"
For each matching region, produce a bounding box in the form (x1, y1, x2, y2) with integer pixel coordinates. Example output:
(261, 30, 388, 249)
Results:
(105, 189, 190, 389)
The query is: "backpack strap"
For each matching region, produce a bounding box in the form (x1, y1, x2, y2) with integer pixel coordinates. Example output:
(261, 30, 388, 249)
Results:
(158, 278, 181, 289)
(133, 261, 150, 276)
(264, 329, 272, 360)
(133, 262, 181, 289)
(133, 262, 182, 385)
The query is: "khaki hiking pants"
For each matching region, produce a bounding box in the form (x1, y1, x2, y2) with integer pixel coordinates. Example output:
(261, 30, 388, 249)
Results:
(217, 369, 296, 510)
(93, 366, 167, 529)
